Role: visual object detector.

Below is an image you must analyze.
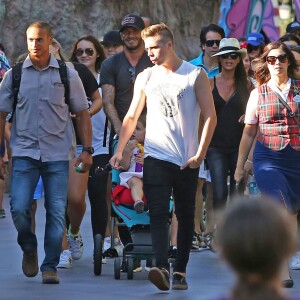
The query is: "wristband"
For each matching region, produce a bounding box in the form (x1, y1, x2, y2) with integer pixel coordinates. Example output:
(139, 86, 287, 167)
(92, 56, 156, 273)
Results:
(246, 159, 253, 164)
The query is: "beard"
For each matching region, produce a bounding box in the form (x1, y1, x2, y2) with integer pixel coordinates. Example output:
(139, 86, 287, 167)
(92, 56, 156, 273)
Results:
(124, 38, 143, 51)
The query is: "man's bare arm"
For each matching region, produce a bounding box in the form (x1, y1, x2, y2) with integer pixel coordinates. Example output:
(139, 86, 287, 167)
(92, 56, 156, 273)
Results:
(102, 84, 122, 135)
(195, 71, 217, 162)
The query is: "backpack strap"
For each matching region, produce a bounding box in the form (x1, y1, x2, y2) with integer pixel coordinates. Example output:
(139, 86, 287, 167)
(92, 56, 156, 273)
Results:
(10, 59, 69, 122)
(11, 62, 23, 121)
(57, 60, 70, 106)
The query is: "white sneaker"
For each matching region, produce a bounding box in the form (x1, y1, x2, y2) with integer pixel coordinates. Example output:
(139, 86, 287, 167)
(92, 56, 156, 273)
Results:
(114, 238, 124, 256)
(68, 231, 84, 260)
(290, 251, 300, 270)
(103, 237, 111, 252)
(102, 257, 107, 264)
(57, 250, 72, 268)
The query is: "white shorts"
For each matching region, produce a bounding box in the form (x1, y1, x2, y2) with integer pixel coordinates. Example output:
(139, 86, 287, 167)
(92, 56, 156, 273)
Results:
(198, 161, 211, 182)
(119, 171, 143, 189)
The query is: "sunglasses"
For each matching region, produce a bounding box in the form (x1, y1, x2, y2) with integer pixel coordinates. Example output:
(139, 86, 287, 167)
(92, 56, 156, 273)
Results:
(266, 54, 288, 65)
(247, 44, 260, 52)
(220, 53, 240, 60)
(205, 40, 221, 47)
(128, 67, 136, 84)
(75, 48, 94, 57)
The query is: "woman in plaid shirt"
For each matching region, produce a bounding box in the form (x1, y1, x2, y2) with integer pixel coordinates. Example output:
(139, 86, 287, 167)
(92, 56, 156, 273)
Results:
(235, 42, 300, 289)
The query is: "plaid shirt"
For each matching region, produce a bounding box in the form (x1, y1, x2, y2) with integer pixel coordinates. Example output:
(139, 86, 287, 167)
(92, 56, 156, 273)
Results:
(257, 80, 300, 151)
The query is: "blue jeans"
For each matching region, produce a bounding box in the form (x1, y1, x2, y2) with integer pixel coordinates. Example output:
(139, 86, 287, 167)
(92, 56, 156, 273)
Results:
(10, 157, 69, 272)
(206, 147, 240, 210)
(143, 156, 199, 273)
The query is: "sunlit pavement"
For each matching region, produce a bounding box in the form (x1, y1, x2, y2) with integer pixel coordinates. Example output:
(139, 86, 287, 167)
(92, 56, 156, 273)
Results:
(1, 192, 299, 300)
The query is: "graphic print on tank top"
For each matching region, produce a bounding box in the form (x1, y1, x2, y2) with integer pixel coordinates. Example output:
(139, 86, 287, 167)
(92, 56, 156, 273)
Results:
(151, 82, 185, 118)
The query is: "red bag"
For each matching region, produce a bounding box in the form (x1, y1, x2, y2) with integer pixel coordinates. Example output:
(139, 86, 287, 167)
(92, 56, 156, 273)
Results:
(111, 185, 146, 206)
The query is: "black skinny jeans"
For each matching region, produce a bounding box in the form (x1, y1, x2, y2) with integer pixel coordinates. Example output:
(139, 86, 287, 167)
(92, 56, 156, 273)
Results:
(143, 156, 199, 273)
(88, 154, 110, 238)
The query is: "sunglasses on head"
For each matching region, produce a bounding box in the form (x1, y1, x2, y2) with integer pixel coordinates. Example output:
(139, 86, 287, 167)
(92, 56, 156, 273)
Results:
(266, 54, 288, 65)
(75, 48, 94, 57)
(128, 67, 136, 84)
(220, 53, 240, 60)
(205, 40, 221, 47)
(247, 44, 260, 52)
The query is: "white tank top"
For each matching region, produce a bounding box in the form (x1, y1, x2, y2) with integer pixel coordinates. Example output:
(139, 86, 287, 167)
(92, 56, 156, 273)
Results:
(144, 61, 201, 166)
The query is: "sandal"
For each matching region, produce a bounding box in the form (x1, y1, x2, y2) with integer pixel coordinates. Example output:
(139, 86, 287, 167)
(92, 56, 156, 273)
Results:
(203, 232, 218, 253)
(134, 200, 144, 214)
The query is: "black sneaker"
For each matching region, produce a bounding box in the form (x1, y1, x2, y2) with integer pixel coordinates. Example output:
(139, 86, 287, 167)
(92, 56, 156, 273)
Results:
(172, 273, 188, 290)
(168, 246, 177, 262)
(148, 267, 170, 290)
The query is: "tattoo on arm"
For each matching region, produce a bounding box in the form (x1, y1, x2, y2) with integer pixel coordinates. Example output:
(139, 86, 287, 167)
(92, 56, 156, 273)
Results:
(102, 84, 122, 134)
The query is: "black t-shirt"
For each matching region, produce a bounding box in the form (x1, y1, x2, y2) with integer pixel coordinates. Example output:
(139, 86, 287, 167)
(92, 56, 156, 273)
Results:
(100, 51, 153, 121)
(71, 62, 99, 145)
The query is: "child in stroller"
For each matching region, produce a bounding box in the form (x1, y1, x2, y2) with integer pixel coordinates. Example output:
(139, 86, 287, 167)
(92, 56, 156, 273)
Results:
(117, 113, 147, 213)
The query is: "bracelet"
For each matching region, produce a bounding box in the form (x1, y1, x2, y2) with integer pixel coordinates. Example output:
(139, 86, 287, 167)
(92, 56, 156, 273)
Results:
(88, 108, 92, 117)
(246, 159, 253, 164)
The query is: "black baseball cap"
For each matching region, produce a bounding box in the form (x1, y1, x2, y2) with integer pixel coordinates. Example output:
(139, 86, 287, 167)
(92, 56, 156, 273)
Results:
(286, 21, 300, 33)
(101, 30, 123, 46)
(120, 14, 145, 32)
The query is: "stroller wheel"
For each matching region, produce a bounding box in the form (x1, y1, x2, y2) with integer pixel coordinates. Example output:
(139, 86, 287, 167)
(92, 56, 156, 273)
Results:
(94, 234, 103, 276)
(127, 258, 134, 280)
(114, 257, 121, 279)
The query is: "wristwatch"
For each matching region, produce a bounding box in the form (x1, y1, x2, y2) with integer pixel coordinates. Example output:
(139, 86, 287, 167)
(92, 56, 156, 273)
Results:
(82, 147, 94, 154)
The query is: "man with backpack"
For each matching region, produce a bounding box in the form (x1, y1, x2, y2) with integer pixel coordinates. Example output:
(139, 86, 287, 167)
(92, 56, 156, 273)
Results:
(0, 21, 92, 284)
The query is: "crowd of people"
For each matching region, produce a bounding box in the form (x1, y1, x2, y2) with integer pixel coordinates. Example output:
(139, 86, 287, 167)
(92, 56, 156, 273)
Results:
(0, 12, 299, 299)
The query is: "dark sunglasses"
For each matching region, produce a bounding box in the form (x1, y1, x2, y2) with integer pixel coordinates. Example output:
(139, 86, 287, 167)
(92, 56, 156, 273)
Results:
(266, 54, 288, 65)
(220, 53, 240, 60)
(128, 67, 136, 84)
(205, 40, 221, 47)
(247, 44, 260, 52)
(75, 48, 94, 57)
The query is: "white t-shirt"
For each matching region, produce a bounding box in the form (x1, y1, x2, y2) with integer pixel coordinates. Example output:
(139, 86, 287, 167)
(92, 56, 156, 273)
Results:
(90, 74, 110, 156)
(143, 61, 201, 166)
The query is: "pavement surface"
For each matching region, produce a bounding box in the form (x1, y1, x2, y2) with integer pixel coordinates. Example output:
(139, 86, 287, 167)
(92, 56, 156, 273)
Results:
(0, 192, 299, 300)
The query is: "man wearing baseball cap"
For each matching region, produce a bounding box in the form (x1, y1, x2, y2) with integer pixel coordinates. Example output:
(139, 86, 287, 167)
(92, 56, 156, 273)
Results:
(101, 13, 152, 135)
(286, 21, 300, 39)
(246, 32, 265, 61)
(100, 14, 153, 269)
(101, 30, 123, 58)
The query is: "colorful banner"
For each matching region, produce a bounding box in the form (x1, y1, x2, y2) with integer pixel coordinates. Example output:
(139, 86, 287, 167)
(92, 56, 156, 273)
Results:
(219, 0, 279, 41)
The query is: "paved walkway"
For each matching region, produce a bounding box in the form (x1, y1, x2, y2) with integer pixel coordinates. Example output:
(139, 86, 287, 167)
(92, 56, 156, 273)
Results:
(0, 193, 299, 300)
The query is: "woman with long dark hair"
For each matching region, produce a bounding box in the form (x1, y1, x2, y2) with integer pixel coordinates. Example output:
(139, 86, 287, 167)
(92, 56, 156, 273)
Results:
(70, 35, 116, 262)
(205, 38, 253, 250)
(235, 42, 300, 288)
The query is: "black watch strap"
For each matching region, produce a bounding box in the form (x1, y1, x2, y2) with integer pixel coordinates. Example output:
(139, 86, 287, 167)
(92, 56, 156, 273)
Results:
(82, 146, 94, 154)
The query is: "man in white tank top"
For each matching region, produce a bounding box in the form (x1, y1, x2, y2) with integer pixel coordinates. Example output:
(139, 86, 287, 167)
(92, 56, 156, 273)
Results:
(110, 23, 216, 291)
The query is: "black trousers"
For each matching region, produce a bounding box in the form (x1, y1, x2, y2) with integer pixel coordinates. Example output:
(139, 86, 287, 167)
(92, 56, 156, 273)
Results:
(88, 154, 110, 238)
(143, 156, 199, 273)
